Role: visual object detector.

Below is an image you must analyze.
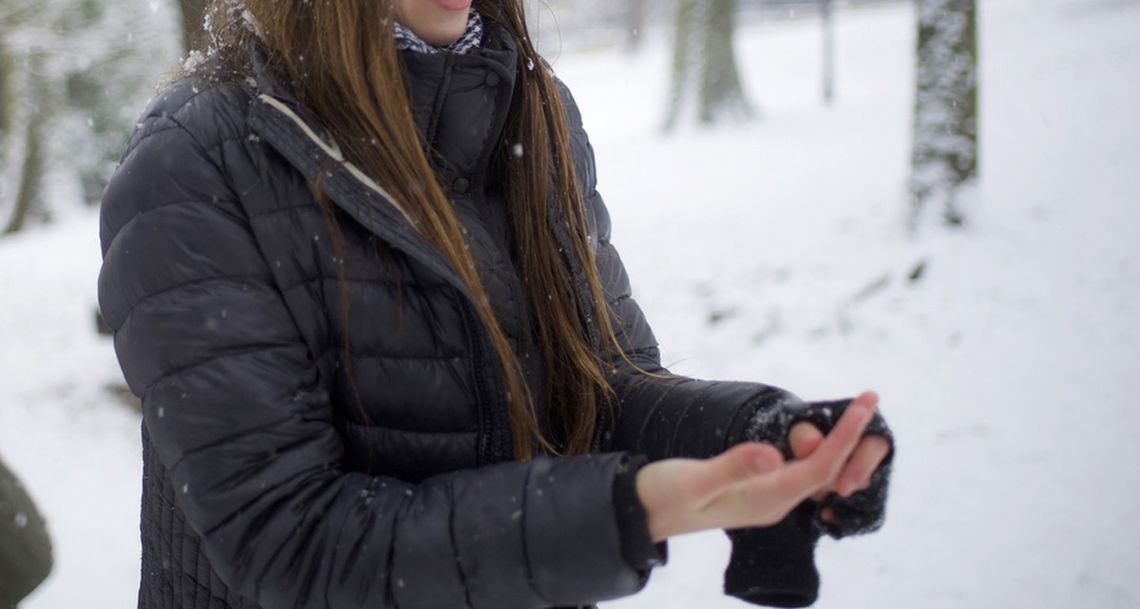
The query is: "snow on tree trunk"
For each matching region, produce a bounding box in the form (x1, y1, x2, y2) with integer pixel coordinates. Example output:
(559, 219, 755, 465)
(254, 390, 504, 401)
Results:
(665, 0, 751, 129)
(910, 0, 979, 229)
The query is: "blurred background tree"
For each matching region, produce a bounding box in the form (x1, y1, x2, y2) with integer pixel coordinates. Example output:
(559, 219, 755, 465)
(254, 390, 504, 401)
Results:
(4, 50, 50, 235)
(0, 0, 179, 235)
(910, 0, 979, 229)
(665, 0, 752, 129)
(0, 0, 932, 237)
(623, 0, 648, 53)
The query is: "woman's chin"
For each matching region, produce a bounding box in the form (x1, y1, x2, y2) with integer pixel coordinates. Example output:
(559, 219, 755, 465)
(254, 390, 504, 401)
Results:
(398, 0, 472, 47)
(420, 26, 468, 47)
(431, 0, 473, 11)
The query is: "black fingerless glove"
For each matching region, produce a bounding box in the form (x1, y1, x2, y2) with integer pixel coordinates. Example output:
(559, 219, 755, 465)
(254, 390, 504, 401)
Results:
(724, 502, 822, 608)
(747, 397, 894, 539)
(723, 397, 895, 607)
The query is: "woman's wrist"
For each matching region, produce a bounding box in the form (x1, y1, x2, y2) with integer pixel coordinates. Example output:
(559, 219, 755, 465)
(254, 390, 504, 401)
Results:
(613, 455, 668, 569)
(635, 460, 692, 542)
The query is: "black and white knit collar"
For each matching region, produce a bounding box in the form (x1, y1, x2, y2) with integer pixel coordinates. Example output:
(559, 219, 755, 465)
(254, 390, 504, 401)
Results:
(393, 10, 484, 55)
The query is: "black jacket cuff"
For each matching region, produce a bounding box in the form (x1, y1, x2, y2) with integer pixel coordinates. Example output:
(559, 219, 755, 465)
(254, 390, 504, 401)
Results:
(612, 454, 668, 572)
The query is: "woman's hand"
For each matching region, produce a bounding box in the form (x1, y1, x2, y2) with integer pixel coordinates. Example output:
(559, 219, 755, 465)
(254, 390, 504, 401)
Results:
(787, 392, 891, 524)
(635, 393, 878, 542)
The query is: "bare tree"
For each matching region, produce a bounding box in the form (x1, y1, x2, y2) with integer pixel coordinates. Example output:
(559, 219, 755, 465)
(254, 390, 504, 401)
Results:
(665, 0, 751, 129)
(910, 0, 979, 229)
(1, 0, 179, 235)
(1, 2, 52, 235)
(3, 52, 50, 235)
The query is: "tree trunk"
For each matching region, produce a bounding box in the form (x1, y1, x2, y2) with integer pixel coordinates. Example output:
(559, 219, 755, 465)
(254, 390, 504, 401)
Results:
(179, 0, 210, 55)
(665, 0, 751, 130)
(665, 0, 699, 130)
(698, 0, 748, 123)
(0, 44, 12, 197)
(624, 0, 648, 53)
(909, 0, 979, 229)
(3, 54, 49, 236)
(0, 43, 10, 230)
(822, 0, 835, 105)
(0, 44, 10, 142)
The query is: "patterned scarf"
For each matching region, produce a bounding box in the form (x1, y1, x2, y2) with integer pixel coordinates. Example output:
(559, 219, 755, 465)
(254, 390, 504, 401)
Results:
(393, 10, 484, 55)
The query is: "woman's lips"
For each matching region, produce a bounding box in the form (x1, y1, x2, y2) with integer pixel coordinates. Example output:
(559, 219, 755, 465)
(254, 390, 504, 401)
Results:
(432, 0, 472, 11)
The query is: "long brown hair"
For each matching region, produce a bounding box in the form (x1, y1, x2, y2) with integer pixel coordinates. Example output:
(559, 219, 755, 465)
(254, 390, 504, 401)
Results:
(199, 0, 638, 459)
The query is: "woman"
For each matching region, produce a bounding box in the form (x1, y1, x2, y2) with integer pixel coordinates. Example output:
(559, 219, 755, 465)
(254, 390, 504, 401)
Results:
(97, 1, 893, 608)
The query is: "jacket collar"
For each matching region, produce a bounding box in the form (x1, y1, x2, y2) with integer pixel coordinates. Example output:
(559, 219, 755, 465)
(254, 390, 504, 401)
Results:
(247, 23, 518, 184)
(398, 23, 518, 183)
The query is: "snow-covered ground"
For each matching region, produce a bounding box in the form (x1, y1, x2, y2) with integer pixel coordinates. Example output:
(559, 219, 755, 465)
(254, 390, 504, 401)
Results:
(2, 0, 1138, 607)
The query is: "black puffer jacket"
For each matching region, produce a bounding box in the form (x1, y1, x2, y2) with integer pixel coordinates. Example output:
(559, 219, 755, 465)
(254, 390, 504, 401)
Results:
(98, 23, 808, 609)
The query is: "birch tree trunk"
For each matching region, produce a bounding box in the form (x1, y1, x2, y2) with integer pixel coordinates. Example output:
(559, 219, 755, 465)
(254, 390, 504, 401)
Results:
(665, 0, 751, 129)
(910, 0, 979, 229)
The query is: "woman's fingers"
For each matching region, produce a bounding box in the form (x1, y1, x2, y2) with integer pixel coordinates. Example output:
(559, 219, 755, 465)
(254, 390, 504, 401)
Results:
(829, 391, 885, 497)
(851, 390, 880, 411)
(834, 435, 891, 497)
(715, 402, 875, 529)
(777, 401, 874, 504)
(790, 392, 885, 502)
(789, 422, 824, 459)
(790, 423, 830, 502)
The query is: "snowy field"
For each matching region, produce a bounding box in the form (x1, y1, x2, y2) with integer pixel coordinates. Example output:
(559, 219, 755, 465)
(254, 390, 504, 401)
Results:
(2, 0, 1138, 607)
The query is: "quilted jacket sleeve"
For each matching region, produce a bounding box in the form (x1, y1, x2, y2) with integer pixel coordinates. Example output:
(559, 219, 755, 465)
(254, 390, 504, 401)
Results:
(98, 91, 650, 609)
